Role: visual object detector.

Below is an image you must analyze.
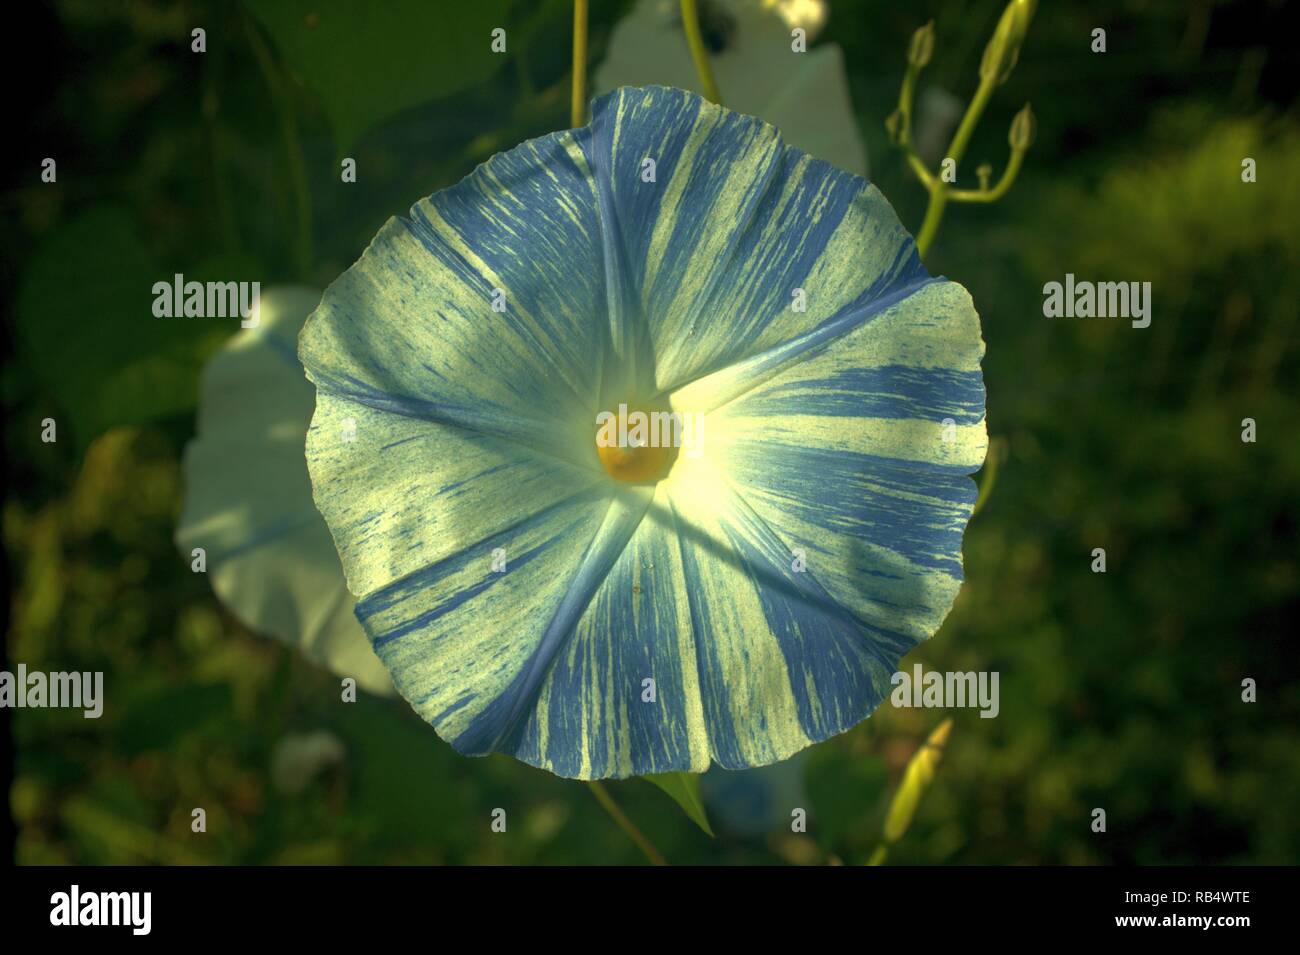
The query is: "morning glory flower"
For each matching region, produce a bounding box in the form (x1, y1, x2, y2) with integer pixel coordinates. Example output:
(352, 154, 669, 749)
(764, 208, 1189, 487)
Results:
(300, 86, 986, 779)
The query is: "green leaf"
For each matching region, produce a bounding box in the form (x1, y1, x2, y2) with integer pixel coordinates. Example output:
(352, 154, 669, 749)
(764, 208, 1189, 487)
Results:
(15, 205, 219, 450)
(248, 0, 516, 152)
(645, 772, 714, 836)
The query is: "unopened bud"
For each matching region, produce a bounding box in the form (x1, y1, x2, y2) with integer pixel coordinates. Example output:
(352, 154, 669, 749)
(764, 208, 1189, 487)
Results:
(908, 20, 935, 69)
(1009, 102, 1037, 150)
(885, 108, 903, 144)
(980, 0, 1036, 86)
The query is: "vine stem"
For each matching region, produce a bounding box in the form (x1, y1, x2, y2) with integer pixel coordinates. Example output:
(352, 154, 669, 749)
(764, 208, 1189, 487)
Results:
(915, 76, 996, 258)
(971, 437, 1002, 517)
(586, 781, 668, 866)
(571, 0, 589, 127)
(680, 0, 723, 104)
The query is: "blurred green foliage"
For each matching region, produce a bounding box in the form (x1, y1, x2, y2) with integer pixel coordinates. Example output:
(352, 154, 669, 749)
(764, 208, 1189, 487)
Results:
(248, 0, 516, 155)
(4, 0, 1297, 864)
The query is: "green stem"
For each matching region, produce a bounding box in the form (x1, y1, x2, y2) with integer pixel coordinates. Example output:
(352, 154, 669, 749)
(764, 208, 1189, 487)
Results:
(571, 0, 589, 127)
(680, 0, 723, 104)
(897, 66, 919, 145)
(915, 76, 996, 258)
(914, 190, 947, 260)
(905, 150, 937, 191)
(893, 56, 941, 193)
(971, 437, 1001, 517)
(586, 781, 668, 866)
(947, 147, 1025, 203)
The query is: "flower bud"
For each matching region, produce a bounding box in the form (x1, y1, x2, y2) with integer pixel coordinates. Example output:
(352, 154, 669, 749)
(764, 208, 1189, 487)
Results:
(979, 0, 1036, 86)
(1009, 102, 1037, 150)
(908, 20, 935, 69)
(885, 108, 903, 144)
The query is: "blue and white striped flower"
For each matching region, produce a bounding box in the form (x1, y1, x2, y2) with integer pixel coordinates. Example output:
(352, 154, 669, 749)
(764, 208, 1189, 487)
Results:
(300, 86, 986, 780)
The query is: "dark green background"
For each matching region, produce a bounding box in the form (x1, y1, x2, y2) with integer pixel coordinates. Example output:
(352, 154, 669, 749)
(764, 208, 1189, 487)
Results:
(3, 0, 1297, 864)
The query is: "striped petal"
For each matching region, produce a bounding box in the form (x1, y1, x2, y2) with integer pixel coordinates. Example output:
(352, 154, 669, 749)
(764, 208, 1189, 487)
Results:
(510, 484, 712, 778)
(594, 0, 869, 178)
(665, 282, 986, 763)
(299, 127, 609, 457)
(584, 86, 925, 396)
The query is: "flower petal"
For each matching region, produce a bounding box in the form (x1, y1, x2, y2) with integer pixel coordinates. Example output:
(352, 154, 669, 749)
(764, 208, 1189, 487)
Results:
(306, 394, 607, 601)
(594, 0, 869, 177)
(299, 128, 609, 454)
(658, 453, 906, 768)
(507, 485, 713, 778)
(584, 86, 925, 397)
(350, 481, 651, 762)
(509, 451, 889, 775)
(668, 281, 986, 757)
(176, 287, 393, 695)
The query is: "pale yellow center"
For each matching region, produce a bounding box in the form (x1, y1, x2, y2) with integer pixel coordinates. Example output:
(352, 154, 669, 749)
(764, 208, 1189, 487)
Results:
(595, 404, 679, 483)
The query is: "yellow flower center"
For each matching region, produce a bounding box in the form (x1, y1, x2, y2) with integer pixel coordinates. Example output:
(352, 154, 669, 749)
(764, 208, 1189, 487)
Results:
(595, 402, 680, 483)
